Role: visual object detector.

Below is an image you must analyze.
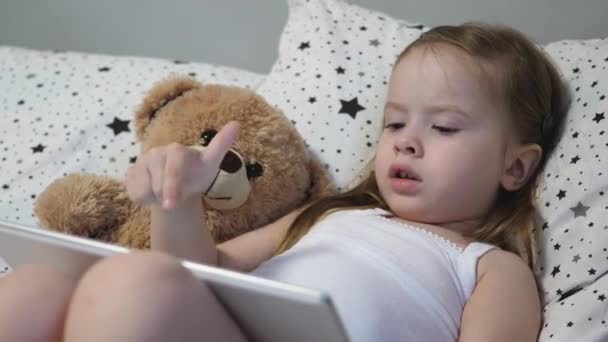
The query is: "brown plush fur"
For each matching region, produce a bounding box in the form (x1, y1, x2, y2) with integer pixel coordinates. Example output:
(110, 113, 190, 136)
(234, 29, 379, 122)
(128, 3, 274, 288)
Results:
(34, 77, 335, 249)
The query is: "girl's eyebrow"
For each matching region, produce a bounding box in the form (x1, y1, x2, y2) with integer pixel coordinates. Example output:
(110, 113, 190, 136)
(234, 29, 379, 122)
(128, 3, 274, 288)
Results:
(384, 101, 407, 113)
(384, 101, 471, 119)
(426, 104, 472, 119)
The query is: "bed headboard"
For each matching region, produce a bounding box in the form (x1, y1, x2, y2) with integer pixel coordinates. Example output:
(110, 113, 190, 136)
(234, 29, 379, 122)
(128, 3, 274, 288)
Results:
(0, 0, 607, 73)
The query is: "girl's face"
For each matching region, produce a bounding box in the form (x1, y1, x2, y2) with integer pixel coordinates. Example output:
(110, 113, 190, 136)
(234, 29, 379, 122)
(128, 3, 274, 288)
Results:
(375, 44, 520, 230)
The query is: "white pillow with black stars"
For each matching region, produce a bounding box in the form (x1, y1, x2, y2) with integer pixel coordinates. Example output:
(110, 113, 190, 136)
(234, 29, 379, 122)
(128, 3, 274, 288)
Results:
(539, 275, 608, 341)
(534, 38, 608, 340)
(256, 0, 427, 191)
(0, 45, 265, 227)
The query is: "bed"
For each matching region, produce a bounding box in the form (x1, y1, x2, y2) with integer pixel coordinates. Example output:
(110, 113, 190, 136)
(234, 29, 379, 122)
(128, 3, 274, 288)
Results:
(1, 0, 607, 340)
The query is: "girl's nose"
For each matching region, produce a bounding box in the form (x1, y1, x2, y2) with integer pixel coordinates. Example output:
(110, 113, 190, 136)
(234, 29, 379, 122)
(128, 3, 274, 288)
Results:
(395, 135, 423, 157)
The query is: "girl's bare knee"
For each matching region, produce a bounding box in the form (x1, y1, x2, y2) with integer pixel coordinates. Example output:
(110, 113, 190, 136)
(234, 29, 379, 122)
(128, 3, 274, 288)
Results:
(67, 250, 191, 316)
(65, 251, 247, 342)
(0, 265, 76, 342)
(65, 251, 199, 340)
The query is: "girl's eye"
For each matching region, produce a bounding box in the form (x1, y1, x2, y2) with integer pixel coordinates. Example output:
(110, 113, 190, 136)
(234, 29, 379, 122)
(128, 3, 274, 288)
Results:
(432, 125, 460, 134)
(384, 123, 405, 130)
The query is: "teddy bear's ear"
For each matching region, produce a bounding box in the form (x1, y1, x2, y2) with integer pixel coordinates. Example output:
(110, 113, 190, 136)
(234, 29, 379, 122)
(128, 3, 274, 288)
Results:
(306, 155, 337, 200)
(133, 76, 202, 141)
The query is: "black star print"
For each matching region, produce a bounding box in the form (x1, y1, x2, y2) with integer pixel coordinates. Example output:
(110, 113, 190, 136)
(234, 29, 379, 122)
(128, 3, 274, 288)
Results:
(551, 265, 561, 277)
(308, 97, 317, 104)
(2, 184, 8, 190)
(335, 66, 345, 74)
(599, 294, 606, 302)
(129, 156, 137, 164)
(589, 268, 597, 275)
(573, 67, 580, 73)
(592, 112, 605, 123)
(567, 321, 574, 328)
(298, 41, 311, 50)
(572, 132, 579, 138)
(339, 98, 366, 119)
(570, 155, 580, 164)
(98, 66, 111, 72)
(542, 222, 549, 230)
(553, 243, 561, 250)
(570, 201, 590, 218)
(557, 189, 567, 200)
(573, 254, 581, 263)
(31, 144, 46, 153)
(107, 117, 131, 136)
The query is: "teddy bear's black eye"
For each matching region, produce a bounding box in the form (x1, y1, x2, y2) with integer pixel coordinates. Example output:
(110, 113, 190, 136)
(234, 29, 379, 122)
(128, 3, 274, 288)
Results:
(200, 129, 218, 147)
(246, 162, 264, 180)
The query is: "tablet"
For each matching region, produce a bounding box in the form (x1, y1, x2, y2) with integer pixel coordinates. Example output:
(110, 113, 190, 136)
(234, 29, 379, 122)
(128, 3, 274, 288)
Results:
(0, 220, 349, 342)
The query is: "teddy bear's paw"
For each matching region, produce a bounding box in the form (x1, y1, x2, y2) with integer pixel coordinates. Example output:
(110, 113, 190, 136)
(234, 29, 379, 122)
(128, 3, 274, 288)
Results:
(34, 173, 132, 241)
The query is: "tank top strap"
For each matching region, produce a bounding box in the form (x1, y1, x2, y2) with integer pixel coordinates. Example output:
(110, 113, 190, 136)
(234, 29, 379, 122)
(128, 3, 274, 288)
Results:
(458, 242, 499, 300)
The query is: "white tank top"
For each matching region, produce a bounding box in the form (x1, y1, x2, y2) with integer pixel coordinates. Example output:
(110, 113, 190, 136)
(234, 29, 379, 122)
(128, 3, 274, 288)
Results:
(252, 208, 498, 342)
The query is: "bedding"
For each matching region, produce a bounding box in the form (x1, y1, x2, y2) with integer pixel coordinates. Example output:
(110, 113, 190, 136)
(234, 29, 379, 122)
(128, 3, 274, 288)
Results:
(0, 46, 265, 227)
(535, 38, 608, 341)
(0, 0, 606, 340)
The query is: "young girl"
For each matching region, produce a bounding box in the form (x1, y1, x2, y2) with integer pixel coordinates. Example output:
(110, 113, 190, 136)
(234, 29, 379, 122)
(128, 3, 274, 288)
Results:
(0, 22, 569, 342)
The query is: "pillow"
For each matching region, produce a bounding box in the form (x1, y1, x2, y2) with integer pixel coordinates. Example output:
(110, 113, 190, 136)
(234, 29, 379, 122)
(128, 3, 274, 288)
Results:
(535, 38, 608, 340)
(0, 45, 265, 227)
(256, 0, 427, 191)
(539, 275, 608, 341)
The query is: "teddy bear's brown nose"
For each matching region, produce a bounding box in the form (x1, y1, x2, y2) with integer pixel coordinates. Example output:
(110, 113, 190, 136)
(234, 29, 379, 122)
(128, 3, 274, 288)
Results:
(220, 150, 242, 173)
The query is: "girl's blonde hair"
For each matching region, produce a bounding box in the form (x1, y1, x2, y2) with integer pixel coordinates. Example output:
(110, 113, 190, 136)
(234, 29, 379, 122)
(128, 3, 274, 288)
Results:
(276, 22, 570, 269)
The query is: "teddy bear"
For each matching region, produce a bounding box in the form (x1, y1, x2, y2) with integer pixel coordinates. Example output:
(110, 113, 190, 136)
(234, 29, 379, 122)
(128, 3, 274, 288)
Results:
(33, 77, 335, 249)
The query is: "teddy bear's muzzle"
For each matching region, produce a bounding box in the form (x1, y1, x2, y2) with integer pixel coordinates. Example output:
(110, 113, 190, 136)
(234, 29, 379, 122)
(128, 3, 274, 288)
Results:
(201, 148, 252, 210)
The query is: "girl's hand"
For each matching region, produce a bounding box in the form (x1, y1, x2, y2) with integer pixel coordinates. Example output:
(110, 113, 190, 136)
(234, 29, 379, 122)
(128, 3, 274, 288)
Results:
(125, 121, 240, 211)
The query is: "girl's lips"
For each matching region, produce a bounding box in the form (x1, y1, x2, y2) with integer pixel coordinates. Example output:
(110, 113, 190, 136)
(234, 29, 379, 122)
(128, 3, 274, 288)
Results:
(390, 177, 422, 194)
(389, 163, 422, 181)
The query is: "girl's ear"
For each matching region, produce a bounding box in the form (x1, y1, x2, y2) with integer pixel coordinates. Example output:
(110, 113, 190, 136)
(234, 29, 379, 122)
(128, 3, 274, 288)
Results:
(500, 143, 543, 191)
